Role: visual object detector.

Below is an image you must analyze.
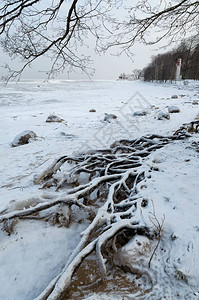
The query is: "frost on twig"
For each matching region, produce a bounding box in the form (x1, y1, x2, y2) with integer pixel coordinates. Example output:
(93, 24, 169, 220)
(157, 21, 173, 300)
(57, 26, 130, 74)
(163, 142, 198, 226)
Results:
(0, 121, 198, 299)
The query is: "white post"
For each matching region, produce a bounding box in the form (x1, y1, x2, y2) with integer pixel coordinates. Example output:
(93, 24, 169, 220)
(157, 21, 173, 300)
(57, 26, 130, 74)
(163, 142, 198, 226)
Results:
(175, 58, 182, 82)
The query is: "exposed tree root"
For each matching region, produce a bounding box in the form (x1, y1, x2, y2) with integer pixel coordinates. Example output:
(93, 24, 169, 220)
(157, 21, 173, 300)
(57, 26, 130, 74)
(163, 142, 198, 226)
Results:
(0, 120, 198, 300)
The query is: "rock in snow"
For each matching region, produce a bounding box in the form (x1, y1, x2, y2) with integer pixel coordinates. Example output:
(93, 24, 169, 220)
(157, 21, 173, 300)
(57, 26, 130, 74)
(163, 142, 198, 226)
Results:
(46, 114, 65, 123)
(11, 130, 37, 147)
(104, 113, 117, 122)
(192, 100, 198, 105)
(157, 112, 170, 120)
(113, 235, 152, 274)
(89, 109, 96, 112)
(168, 106, 180, 113)
(171, 95, 178, 99)
(133, 110, 147, 116)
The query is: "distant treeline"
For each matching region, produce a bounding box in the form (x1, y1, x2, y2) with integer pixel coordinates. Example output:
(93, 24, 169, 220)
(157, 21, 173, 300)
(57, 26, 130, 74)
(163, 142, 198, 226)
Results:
(144, 37, 199, 82)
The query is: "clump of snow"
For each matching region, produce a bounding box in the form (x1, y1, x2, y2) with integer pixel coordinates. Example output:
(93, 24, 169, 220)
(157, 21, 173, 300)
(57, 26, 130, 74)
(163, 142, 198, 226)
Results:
(168, 106, 180, 113)
(11, 130, 37, 147)
(152, 155, 166, 164)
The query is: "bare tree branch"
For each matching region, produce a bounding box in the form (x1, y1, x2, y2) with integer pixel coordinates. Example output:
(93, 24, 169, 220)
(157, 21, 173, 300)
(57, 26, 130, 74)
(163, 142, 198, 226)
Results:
(0, 0, 198, 80)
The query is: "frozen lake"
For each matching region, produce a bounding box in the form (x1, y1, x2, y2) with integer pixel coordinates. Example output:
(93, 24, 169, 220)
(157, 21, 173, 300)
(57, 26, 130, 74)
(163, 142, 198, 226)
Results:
(0, 79, 199, 300)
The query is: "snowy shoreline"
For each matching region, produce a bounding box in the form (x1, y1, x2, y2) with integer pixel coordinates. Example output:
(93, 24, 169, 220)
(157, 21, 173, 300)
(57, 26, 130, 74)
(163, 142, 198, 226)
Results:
(0, 80, 199, 299)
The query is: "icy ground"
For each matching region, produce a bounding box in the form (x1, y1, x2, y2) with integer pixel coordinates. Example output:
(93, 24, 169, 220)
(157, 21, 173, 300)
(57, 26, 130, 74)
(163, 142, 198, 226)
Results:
(0, 79, 199, 299)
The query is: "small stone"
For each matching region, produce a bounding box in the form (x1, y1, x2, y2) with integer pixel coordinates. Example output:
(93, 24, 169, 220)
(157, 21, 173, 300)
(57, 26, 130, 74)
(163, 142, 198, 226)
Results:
(141, 199, 148, 208)
(104, 113, 117, 122)
(168, 106, 180, 113)
(113, 235, 152, 273)
(171, 95, 178, 99)
(152, 166, 159, 171)
(46, 114, 65, 123)
(192, 100, 198, 105)
(133, 110, 147, 116)
(157, 112, 170, 120)
(11, 130, 37, 147)
(171, 233, 177, 241)
(89, 109, 96, 112)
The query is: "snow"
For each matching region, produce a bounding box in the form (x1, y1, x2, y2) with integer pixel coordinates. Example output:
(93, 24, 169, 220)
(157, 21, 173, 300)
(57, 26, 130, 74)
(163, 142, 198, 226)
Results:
(0, 221, 82, 300)
(0, 79, 199, 299)
(139, 139, 199, 299)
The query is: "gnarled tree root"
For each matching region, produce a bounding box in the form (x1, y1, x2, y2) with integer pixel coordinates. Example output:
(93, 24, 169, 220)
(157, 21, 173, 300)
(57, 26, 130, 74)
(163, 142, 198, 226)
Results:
(0, 120, 198, 300)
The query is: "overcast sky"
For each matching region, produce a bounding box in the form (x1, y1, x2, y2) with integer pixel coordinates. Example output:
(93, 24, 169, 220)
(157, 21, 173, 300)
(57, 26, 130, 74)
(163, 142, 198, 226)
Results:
(0, 0, 175, 81)
(91, 43, 161, 80)
(0, 41, 167, 81)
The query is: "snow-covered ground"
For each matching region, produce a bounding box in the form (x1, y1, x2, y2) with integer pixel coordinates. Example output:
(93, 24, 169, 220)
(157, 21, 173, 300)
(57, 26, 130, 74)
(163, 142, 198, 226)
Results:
(0, 79, 199, 299)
